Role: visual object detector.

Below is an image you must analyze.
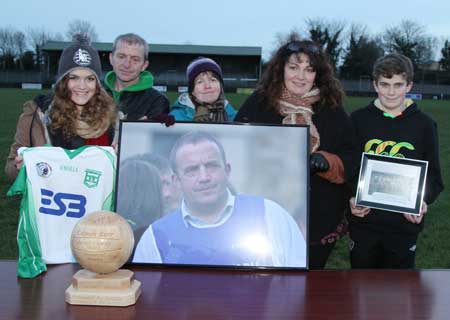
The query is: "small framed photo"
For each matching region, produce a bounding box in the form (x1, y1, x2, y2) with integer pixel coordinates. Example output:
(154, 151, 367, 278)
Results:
(355, 153, 428, 215)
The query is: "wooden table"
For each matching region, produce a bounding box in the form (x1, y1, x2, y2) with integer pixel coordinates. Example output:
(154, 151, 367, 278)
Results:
(1, 260, 449, 320)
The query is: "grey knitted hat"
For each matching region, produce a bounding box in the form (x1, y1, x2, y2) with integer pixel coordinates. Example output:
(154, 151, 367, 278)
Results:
(56, 34, 102, 83)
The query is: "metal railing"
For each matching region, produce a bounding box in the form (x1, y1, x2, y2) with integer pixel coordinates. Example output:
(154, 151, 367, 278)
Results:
(2, 71, 450, 97)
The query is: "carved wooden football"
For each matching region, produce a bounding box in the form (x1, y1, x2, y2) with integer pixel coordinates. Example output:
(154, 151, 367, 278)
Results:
(71, 211, 134, 274)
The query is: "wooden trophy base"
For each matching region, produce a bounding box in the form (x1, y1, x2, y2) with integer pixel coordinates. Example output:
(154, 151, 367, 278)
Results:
(65, 269, 141, 307)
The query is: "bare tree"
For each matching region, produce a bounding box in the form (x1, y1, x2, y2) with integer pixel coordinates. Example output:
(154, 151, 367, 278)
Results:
(381, 19, 437, 69)
(440, 40, 450, 71)
(270, 19, 345, 70)
(305, 18, 329, 47)
(14, 30, 27, 69)
(305, 18, 346, 69)
(0, 28, 14, 69)
(0, 27, 15, 56)
(0, 27, 28, 69)
(65, 19, 99, 42)
(14, 31, 27, 56)
(273, 27, 302, 47)
(271, 28, 302, 57)
(28, 27, 63, 69)
(340, 24, 383, 79)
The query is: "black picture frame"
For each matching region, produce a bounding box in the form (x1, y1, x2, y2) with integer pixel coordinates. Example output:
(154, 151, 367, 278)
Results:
(115, 121, 309, 270)
(355, 153, 428, 215)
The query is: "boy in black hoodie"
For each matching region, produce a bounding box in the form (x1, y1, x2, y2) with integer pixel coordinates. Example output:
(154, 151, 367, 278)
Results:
(348, 53, 444, 268)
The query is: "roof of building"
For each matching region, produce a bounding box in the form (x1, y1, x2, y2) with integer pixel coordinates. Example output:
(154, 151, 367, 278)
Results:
(41, 41, 261, 57)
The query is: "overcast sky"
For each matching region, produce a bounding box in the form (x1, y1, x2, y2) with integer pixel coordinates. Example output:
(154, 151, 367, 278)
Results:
(3, 0, 450, 59)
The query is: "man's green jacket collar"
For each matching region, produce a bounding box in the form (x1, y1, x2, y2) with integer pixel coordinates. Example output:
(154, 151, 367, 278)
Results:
(104, 70, 154, 93)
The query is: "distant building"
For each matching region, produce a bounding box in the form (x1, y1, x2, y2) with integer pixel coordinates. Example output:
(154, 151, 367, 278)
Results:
(40, 41, 262, 91)
(420, 61, 443, 72)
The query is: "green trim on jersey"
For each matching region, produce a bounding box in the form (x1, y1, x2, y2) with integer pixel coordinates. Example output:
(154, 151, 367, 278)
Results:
(63, 145, 90, 159)
(102, 191, 114, 211)
(18, 144, 52, 157)
(8, 167, 47, 278)
(95, 146, 116, 167)
(21, 145, 93, 160)
(94, 146, 117, 211)
(7, 164, 27, 197)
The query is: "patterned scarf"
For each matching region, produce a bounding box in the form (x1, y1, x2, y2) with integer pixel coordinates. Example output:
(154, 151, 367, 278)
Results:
(191, 90, 228, 123)
(278, 87, 321, 153)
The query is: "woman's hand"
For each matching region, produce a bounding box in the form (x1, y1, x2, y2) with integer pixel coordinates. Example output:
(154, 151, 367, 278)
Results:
(14, 155, 24, 171)
(151, 114, 176, 127)
(310, 152, 329, 174)
(111, 141, 119, 154)
(403, 202, 428, 224)
(349, 197, 371, 218)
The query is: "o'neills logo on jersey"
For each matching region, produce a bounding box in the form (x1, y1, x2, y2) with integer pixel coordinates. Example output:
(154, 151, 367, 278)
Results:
(73, 48, 91, 66)
(36, 162, 52, 178)
(83, 169, 102, 188)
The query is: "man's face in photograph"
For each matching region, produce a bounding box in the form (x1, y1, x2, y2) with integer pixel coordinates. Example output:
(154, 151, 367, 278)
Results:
(174, 140, 230, 210)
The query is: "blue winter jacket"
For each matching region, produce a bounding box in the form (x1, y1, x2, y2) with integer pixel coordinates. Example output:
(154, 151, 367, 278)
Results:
(170, 93, 237, 121)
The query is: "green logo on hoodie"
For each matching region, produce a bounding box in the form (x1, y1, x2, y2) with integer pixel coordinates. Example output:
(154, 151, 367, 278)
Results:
(364, 139, 415, 158)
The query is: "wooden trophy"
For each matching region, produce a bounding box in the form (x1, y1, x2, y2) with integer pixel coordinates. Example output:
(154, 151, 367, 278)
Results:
(65, 211, 141, 307)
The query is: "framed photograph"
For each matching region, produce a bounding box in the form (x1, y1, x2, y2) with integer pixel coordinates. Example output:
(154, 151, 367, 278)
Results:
(355, 153, 428, 215)
(115, 121, 309, 270)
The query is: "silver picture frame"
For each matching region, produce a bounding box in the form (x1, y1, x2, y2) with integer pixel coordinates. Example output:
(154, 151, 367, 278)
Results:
(355, 153, 428, 215)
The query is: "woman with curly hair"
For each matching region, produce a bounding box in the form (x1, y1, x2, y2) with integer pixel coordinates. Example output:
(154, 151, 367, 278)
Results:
(5, 35, 117, 180)
(235, 37, 354, 269)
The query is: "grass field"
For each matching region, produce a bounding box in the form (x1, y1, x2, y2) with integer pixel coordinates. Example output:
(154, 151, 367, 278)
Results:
(0, 89, 448, 268)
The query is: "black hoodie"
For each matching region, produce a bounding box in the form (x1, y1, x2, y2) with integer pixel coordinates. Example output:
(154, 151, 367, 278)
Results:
(349, 101, 444, 235)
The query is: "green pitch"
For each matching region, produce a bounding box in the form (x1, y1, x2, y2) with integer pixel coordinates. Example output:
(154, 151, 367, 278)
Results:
(1, 89, 448, 268)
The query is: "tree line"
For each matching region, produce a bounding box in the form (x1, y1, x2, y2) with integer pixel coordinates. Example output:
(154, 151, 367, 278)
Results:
(0, 19, 98, 71)
(2, 18, 450, 83)
(274, 18, 450, 81)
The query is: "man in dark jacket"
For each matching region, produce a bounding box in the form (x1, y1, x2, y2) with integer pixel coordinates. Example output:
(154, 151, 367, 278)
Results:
(104, 33, 169, 121)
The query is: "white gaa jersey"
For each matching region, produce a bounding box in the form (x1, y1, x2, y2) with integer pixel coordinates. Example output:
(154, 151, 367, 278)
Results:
(10, 146, 116, 272)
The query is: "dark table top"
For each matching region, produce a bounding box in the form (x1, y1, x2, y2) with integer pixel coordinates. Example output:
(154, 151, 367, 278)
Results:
(1, 260, 449, 320)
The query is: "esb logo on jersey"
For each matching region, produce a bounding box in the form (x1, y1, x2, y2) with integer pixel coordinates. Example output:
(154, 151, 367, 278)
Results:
(39, 188, 87, 218)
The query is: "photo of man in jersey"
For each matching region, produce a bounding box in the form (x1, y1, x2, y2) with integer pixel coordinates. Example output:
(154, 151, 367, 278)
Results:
(133, 131, 306, 268)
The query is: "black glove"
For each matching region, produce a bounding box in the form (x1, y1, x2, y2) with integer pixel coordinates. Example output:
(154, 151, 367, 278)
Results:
(151, 113, 176, 127)
(310, 152, 329, 174)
